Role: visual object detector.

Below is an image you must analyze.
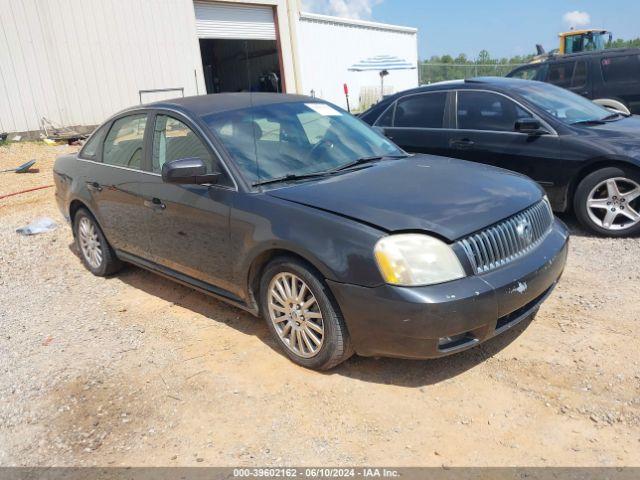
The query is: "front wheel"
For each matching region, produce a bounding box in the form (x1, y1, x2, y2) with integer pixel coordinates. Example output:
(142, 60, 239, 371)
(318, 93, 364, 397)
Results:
(259, 257, 353, 370)
(574, 167, 640, 236)
(73, 208, 122, 276)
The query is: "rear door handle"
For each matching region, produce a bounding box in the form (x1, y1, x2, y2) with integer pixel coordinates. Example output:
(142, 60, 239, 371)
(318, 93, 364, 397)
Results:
(450, 138, 475, 149)
(86, 181, 102, 192)
(144, 198, 166, 211)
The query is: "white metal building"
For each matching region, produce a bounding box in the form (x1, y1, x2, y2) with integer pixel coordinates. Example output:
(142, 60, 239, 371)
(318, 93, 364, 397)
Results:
(296, 12, 418, 111)
(0, 0, 418, 134)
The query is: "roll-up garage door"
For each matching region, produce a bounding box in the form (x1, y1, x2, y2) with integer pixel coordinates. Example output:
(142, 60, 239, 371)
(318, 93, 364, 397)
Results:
(194, 1, 276, 40)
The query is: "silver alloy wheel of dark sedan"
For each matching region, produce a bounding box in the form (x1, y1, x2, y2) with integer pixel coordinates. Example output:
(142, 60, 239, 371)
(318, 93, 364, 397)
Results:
(267, 272, 324, 358)
(78, 216, 103, 269)
(587, 177, 640, 231)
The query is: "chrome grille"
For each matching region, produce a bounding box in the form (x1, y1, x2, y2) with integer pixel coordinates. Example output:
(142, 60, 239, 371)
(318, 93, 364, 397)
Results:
(457, 199, 554, 274)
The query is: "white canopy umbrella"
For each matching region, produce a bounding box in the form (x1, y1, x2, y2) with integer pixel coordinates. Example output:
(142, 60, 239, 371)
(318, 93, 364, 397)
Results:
(348, 55, 416, 100)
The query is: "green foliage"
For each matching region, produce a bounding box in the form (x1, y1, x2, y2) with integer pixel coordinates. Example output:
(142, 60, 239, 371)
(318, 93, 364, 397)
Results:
(607, 37, 640, 49)
(419, 50, 534, 84)
(419, 38, 640, 84)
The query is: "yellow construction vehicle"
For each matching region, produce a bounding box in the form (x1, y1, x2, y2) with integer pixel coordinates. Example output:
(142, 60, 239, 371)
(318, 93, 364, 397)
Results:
(559, 29, 612, 54)
(531, 29, 612, 63)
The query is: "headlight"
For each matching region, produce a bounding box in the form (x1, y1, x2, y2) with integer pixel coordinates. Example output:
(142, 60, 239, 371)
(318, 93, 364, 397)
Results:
(374, 234, 465, 286)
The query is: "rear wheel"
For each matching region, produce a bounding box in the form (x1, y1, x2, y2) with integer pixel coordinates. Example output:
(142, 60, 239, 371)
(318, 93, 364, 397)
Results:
(574, 167, 640, 236)
(259, 257, 353, 370)
(73, 208, 122, 276)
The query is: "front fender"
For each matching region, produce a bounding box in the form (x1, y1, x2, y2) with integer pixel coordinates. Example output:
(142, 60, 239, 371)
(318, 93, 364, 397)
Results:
(229, 193, 387, 300)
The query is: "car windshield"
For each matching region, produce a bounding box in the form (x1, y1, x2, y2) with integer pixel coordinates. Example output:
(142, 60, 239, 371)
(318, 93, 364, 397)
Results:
(513, 82, 616, 125)
(203, 101, 404, 185)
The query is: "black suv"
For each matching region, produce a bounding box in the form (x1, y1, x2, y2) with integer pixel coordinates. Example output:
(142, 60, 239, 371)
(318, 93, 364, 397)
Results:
(507, 48, 640, 115)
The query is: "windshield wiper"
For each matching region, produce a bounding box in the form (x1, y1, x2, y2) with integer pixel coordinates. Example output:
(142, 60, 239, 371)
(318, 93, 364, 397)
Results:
(252, 154, 408, 187)
(328, 154, 408, 174)
(601, 112, 625, 121)
(571, 119, 606, 126)
(252, 172, 328, 187)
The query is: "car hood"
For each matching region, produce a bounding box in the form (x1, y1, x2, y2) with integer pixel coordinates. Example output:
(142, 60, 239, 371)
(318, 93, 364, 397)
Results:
(570, 116, 640, 158)
(266, 155, 544, 241)
(579, 115, 640, 135)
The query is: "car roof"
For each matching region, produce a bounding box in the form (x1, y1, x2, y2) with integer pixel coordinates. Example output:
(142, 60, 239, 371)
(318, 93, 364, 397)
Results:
(139, 92, 317, 117)
(358, 77, 533, 122)
(404, 76, 530, 94)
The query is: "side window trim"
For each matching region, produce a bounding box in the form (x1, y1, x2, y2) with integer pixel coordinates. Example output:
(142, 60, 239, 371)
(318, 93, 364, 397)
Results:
(454, 89, 557, 135)
(444, 91, 457, 129)
(152, 108, 238, 191)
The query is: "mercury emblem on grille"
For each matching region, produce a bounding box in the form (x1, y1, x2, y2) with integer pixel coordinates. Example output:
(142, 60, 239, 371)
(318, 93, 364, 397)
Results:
(516, 218, 533, 245)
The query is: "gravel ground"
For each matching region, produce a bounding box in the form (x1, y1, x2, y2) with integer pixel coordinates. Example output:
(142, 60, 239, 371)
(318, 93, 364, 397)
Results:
(0, 142, 639, 466)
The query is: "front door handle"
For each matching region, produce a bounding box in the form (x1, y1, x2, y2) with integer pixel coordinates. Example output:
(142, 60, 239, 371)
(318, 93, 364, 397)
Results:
(144, 198, 166, 211)
(86, 181, 102, 192)
(450, 138, 475, 149)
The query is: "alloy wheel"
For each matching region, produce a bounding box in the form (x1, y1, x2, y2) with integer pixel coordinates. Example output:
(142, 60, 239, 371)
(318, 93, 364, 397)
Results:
(586, 177, 640, 231)
(78, 217, 103, 269)
(267, 272, 324, 358)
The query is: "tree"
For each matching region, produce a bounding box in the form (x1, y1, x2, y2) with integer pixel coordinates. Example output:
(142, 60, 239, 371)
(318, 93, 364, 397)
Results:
(477, 50, 491, 64)
(607, 37, 640, 49)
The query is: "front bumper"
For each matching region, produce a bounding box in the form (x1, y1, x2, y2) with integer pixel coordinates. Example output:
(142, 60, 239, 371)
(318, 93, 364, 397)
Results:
(328, 219, 569, 359)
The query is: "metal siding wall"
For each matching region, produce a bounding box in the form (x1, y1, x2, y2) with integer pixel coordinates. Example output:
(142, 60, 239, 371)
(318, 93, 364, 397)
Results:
(194, 1, 276, 40)
(297, 18, 419, 111)
(0, 0, 202, 133)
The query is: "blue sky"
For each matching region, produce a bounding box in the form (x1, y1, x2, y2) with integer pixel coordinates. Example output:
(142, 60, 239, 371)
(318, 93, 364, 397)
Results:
(301, 1, 640, 60)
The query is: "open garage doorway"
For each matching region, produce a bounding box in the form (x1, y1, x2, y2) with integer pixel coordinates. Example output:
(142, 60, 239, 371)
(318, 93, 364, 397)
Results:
(199, 39, 282, 94)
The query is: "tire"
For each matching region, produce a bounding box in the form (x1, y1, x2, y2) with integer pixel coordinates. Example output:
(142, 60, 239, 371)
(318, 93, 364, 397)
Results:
(259, 257, 353, 370)
(73, 208, 122, 276)
(573, 166, 640, 237)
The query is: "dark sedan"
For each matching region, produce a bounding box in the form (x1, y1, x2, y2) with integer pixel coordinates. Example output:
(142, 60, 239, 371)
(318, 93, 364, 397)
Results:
(54, 93, 568, 370)
(360, 77, 640, 236)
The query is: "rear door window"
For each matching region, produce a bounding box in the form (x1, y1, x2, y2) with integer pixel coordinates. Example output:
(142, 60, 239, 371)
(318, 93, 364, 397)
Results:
(394, 92, 447, 128)
(601, 55, 640, 83)
(547, 61, 576, 88)
(374, 103, 395, 127)
(79, 124, 108, 160)
(102, 114, 148, 170)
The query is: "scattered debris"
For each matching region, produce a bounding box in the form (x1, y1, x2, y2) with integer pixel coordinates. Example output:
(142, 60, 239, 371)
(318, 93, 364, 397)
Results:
(11, 135, 21, 142)
(16, 217, 57, 236)
(1, 159, 37, 173)
(40, 117, 88, 145)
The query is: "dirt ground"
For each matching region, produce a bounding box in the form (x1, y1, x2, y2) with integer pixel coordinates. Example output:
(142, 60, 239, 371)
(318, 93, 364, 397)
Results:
(1, 142, 639, 467)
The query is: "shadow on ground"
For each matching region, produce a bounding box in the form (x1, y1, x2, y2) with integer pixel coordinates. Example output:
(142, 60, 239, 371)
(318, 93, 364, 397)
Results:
(100, 254, 534, 389)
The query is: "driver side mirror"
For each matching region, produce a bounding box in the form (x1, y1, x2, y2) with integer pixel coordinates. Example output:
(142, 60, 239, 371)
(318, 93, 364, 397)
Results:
(161, 157, 221, 185)
(515, 118, 547, 136)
